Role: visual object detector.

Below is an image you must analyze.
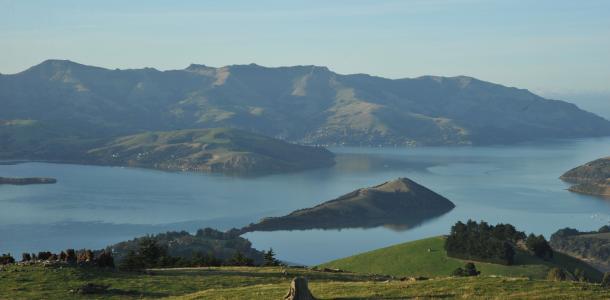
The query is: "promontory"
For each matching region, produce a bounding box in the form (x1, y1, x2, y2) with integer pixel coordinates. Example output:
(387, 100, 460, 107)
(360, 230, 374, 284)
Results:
(560, 157, 610, 197)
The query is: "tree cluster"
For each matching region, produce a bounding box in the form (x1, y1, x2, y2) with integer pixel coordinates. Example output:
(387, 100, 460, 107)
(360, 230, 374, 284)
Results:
(18, 249, 114, 268)
(1, 253, 15, 265)
(525, 234, 553, 259)
(118, 237, 261, 270)
(445, 220, 523, 265)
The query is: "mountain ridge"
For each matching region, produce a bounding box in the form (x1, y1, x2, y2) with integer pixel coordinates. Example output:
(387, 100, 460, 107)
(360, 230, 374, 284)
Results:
(1, 59, 609, 149)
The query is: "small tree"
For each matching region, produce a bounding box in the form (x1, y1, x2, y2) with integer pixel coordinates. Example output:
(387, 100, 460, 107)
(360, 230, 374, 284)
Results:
(119, 250, 143, 271)
(263, 248, 280, 266)
(602, 272, 610, 288)
(0, 253, 15, 265)
(21, 253, 32, 262)
(66, 249, 77, 264)
(526, 234, 553, 259)
(59, 251, 67, 261)
(452, 263, 480, 277)
(573, 268, 587, 282)
(547, 268, 566, 281)
(230, 251, 254, 266)
(97, 251, 115, 268)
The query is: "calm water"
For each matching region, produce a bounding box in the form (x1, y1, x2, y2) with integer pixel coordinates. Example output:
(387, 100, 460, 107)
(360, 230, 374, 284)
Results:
(1, 137, 609, 265)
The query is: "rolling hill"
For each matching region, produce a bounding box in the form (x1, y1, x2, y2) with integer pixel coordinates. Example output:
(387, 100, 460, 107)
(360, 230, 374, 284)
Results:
(320, 236, 603, 281)
(1, 59, 609, 150)
(86, 128, 335, 174)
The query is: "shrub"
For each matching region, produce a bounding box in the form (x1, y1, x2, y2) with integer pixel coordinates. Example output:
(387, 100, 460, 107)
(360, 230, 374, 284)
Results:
(451, 263, 480, 277)
(547, 268, 566, 281)
(574, 268, 587, 282)
(66, 249, 77, 264)
(97, 251, 115, 268)
(21, 253, 31, 262)
(602, 272, 610, 288)
(37, 251, 53, 261)
(229, 251, 254, 266)
(0, 253, 15, 265)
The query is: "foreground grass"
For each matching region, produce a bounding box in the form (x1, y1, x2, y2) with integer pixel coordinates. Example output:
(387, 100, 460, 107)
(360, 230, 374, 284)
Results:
(1, 264, 610, 299)
(320, 236, 602, 281)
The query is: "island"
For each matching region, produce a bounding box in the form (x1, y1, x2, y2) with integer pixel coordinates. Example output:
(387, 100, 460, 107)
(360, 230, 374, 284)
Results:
(0, 176, 57, 185)
(560, 157, 610, 197)
(85, 128, 335, 175)
(240, 177, 455, 232)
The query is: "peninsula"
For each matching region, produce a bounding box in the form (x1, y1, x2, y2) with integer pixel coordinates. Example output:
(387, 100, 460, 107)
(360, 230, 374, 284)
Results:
(0, 176, 57, 185)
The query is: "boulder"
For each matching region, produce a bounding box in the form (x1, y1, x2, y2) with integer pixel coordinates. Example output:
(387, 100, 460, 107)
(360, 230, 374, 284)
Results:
(284, 277, 316, 300)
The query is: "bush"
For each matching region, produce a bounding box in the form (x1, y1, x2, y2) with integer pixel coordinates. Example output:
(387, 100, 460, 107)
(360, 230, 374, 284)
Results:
(37, 251, 53, 261)
(574, 268, 587, 282)
(0, 253, 15, 265)
(97, 251, 115, 268)
(451, 262, 480, 277)
(547, 268, 566, 281)
(229, 251, 254, 266)
(66, 249, 77, 264)
(21, 253, 31, 262)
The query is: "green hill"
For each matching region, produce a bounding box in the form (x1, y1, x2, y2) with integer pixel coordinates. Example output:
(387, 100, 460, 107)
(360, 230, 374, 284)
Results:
(320, 236, 603, 281)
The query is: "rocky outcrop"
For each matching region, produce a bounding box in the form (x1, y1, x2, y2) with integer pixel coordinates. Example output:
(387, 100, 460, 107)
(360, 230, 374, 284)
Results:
(284, 277, 316, 300)
(561, 157, 610, 197)
(0, 177, 57, 185)
(241, 178, 455, 232)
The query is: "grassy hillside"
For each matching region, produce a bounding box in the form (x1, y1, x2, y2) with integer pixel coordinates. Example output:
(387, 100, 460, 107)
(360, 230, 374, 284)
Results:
(1, 265, 610, 299)
(320, 236, 602, 281)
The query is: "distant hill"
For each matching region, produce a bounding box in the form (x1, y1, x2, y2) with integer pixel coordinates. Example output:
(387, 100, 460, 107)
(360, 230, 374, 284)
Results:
(320, 236, 602, 281)
(1, 59, 609, 149)
(550, 227, 610, 272)
(241, 178, 455, 232)
(86, 128, 335, 174)
(108, 228, 263, 264)
(560, 157, 610, 197)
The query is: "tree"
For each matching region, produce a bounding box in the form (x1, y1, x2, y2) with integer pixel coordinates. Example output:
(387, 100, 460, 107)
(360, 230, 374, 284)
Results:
(0, 253, 15, 265)
(21, 253, 31, 262)
(230, 251, 254, 266)
(526, 234, 553, 259)
(97, 251, 115, 268)
(547, 268, 566, 281)
(59, 251, 67, 261)
(119, 250, 144, 270)
(263, 248, 280, 266)
(66, 249, 77, 264)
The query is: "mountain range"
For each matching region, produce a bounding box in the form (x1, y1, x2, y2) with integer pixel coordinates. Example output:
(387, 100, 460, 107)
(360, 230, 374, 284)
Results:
(1, 59, 609, 149)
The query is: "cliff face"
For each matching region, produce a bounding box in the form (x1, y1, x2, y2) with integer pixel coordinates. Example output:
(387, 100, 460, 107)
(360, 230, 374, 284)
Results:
(241, 178, 455, 232)
(561, 157, 610, 197)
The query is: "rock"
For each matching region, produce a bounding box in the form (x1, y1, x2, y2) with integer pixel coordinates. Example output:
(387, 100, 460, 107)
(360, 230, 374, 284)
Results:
(284, 277, 316, 300)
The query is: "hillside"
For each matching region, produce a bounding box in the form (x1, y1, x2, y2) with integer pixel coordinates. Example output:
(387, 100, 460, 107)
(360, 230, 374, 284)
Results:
(86, 128, 335, 174)
(1, 265, 610, 299)
(1, 59, 609, 149)
(550, 227, 610, 272)
(240, 178, 455, 232)
(561, 157, 610, 197)
(108, 228, 263, 264)
(320, 236, 603, 281)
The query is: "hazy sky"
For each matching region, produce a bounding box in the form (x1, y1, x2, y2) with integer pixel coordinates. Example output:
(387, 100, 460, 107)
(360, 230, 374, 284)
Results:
(2, 0, 610, 100)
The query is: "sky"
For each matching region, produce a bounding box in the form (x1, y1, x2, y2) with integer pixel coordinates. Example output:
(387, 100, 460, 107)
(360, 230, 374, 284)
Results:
(1, 0, 609, 115)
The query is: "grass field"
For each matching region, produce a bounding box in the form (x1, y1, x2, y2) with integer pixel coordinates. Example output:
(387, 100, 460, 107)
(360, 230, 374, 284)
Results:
(320, 236, 603, 281)
(1, 264, 610, 299)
